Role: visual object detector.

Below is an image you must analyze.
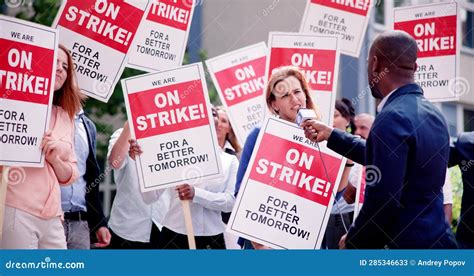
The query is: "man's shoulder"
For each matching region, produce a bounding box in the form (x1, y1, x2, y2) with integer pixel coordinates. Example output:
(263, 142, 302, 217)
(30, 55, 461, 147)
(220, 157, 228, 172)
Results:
(380, 92, 441, 125)
(456, 132, 474, 158)
(458, 132, 474, 144)
(375, 106, 410, 129)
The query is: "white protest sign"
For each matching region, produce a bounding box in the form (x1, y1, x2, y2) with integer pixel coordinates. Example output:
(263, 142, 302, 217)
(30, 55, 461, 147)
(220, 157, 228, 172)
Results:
(0, 16, 58, 167)
(127, 0, 195, 72)
(206, 42, 267, 146)
(394, 2, 460, 102)
(122, 63, 222, 191)
(266, 32, 340, 126)
(227, 117, 346, 249)
(53, 0, 149, 102)
(300, 0, 374, 57)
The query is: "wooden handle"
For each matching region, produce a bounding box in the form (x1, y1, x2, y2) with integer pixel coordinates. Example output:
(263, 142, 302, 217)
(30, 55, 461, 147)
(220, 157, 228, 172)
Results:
(0, 166, 10, 241)
(181, 199, 196, 249)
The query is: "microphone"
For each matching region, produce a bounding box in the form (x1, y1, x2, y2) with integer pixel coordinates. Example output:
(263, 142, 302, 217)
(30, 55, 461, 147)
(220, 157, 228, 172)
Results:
(296, 108, 316, 127)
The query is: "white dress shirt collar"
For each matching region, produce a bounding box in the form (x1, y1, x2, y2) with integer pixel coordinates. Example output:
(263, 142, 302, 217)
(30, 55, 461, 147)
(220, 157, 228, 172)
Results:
(377, 88, 398, 113)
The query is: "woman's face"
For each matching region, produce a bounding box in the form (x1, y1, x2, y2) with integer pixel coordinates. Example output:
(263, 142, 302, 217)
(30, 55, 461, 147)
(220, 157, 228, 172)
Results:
(211, 106, 219, 129)
(217, 109, 231, 142)
(270, 76, 306, 122)
(333, 109, 349, 131)
(54, 49, 69, 91)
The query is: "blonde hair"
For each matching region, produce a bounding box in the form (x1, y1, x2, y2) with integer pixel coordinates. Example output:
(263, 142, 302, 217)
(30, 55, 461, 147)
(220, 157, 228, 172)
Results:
(265, 66, 320, 120)
(53, 44, 85, 119)
(216, 106, 242, 154)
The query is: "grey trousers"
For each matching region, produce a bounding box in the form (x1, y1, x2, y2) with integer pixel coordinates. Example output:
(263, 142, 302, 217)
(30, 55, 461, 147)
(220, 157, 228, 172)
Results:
(63, 220, 91, 249)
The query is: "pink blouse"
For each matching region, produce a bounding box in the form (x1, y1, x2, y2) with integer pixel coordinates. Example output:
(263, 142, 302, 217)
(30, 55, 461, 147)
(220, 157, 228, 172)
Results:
(6, 106, 79, 219)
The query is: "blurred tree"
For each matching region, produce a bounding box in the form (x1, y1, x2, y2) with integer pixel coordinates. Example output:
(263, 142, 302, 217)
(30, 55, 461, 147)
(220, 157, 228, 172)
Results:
(22, 0, 59, 26)
(197, 50, 220, 105)
(450, 166, 463, 233)
(84, 68, 144, 165)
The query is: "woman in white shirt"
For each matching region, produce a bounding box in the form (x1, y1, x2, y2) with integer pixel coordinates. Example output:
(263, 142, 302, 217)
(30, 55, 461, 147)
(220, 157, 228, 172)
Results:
(129, 106, 238, 249)
(106, 121, 170, 249)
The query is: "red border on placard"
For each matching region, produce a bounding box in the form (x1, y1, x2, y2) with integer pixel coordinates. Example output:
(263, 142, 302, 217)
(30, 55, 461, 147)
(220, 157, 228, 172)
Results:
(0, 39, 53, 105)
(311, 0, 371, 16)
(394, 15, 456, 58)
(128, 79, 209, 139)
(214, 56, 266, 107)
(57, 0, 143, 54)
(269, 48, 336, 92)
(249, 133, 342, 206)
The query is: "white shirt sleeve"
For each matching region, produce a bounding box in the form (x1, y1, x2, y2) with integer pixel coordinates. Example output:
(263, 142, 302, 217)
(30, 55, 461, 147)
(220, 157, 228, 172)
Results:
(107, 128, 128, 172)
(141, 189, 168, 205)
(192, 155, 238, 212)
(442, 169, 453, 205)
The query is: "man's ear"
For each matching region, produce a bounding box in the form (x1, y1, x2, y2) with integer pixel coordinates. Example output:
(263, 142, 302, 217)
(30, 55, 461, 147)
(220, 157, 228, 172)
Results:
(372, 55, 379, 75)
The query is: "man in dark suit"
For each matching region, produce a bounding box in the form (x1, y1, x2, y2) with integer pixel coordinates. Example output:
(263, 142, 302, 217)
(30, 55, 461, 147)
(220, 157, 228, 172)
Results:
(449, 132, 474, 249)
(61, 111, 111, 249)
(302, 30, 457, 249)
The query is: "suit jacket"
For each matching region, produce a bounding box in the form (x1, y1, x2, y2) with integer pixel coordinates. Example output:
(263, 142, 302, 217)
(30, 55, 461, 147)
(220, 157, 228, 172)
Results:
(82, 114, 107, 232)
(449, 132, 474, 248)
(327, 83, 457, 249)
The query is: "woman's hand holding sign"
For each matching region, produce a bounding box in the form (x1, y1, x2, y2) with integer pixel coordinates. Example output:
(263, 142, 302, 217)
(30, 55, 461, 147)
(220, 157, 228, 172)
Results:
(41, 131, 61, 160)
(40, 131, 74, 183)
(128, 139, 143, 160)
(176, 184, 195, 200)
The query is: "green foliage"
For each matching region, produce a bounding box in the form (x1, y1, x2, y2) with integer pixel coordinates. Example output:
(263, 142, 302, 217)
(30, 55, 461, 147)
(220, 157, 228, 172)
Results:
(450, 166, 463, 233)
(31, 0, 60, 25)
(183, 49, 220, 105)
(84, 68, 145, 165)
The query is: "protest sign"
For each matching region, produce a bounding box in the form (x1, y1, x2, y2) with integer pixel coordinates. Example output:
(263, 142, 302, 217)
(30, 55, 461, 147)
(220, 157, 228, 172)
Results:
(206, 42, 267, 145)
(227, 117, 346, 249)
(394, 2, 460, 102)
(353, 164, 365, 219)
(122, 63, 222, 191)
(0, 16, 58, 167)
(127, 0, 195, 72)
(300, 0, 373, 57)
(267, 32, 340, 126)
(53, 0, 149, 102)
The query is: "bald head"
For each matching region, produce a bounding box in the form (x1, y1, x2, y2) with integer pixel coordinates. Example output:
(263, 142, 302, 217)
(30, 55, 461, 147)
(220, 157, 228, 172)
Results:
(354, 113, 374, 139)
(367, 31, 418, 98)
(370, 30, 418, 76)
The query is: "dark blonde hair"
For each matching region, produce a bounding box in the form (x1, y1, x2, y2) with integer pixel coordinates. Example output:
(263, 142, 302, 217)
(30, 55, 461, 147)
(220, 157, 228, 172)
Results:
(265, 66, 320, 119)
(53, 44, 85, 119)
(216, 106, 241, 154)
